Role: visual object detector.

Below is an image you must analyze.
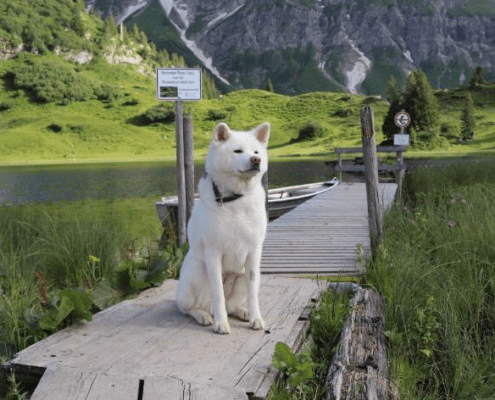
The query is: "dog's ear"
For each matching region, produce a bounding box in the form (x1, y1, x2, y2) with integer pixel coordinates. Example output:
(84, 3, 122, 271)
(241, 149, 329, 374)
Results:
(213, 122, 231, 142)
(253, 122, 270, 145)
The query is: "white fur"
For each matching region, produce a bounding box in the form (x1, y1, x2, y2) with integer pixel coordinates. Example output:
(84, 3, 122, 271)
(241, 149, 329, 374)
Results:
(176, 122, 270, 334)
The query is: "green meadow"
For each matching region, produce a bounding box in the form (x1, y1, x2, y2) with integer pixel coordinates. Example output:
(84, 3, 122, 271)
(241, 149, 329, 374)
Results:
(1, 49, 495, 166)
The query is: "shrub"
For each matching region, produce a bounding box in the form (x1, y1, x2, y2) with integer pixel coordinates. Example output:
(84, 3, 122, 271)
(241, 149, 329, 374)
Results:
(296, 121, 325, 141)
(0, 101, 14, 111)
(7, 54, 96, 104)
(206, 109, 228, 121)
(123, 98, 140, 106)
(94, 84, 124, 102)
(440, 120, 461, 138)
(333, 108, 353, 117)
(137, 105, 175, 125)
(47, 123, 63, 133)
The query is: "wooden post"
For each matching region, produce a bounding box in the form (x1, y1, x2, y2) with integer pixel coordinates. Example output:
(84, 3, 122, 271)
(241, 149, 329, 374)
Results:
(337, 151, 342, 182)
(175, 101, 187, 247)
(361, 106, 383, 251)
(183, 116, 195, 226)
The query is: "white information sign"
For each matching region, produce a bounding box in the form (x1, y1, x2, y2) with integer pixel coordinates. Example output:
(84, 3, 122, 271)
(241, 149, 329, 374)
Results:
(156, 68, 202, 101)
(394, 134, 410, 146)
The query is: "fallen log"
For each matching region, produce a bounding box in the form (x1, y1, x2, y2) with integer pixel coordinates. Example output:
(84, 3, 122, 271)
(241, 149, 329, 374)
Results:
(325, 287, 394, 400)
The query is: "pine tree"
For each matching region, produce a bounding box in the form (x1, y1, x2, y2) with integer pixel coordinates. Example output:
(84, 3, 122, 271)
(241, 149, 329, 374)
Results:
(264, 78, 274, 92)
(469, 66, 484, 88)
(403, 69, 439, 132)
(461, 93, 475, 140)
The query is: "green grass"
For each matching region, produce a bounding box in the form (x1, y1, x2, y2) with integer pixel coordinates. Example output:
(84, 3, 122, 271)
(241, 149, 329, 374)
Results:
(0, 196, 179, 371)
(269, 287, 353, 399)
(447, 0, 495, 19)
(1, 47, 495, 167)
(365, 158, 495, 398)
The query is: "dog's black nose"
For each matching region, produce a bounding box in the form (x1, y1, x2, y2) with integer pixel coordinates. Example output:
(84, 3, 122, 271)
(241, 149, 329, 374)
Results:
(251, 156, 261, 164)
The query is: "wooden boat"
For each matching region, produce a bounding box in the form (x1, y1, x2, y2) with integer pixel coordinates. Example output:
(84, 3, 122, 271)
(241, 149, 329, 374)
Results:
(155, 178, 339, 227)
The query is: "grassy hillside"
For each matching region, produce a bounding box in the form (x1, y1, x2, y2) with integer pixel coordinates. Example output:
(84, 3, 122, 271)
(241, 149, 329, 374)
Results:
(1, 54, 495, 166)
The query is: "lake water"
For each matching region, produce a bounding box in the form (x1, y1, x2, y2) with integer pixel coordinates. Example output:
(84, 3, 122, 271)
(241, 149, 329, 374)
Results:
(0, 160, 333, 205)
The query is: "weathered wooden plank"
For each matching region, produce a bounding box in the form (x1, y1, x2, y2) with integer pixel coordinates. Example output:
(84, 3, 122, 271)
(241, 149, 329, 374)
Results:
(335, 146, 408, 154)
(9, 277, 327, 399)
(31, 367, 140, 400)
(142, 376, 248, 400)
(335, 164, 404, 172)
(260, 183, 396, 275)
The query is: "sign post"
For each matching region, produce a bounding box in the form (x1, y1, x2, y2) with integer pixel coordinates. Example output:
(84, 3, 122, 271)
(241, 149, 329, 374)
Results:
(393, 110, 411, 146)
(393, 110, 411, 199)
(156, 68, 202, 247)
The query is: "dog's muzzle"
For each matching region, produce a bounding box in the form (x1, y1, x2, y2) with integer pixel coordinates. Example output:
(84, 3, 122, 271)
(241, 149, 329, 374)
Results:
(249, 156, 261, 172)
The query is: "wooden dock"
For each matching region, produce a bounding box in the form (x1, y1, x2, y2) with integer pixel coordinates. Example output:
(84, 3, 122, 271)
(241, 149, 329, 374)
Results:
(4, 182, 398, 399)
(261, 182, 397, 275)
(7, 277, 328, 400)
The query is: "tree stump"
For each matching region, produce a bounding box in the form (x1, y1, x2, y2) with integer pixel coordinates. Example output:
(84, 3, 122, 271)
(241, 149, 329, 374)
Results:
(325, 288, 393, 400)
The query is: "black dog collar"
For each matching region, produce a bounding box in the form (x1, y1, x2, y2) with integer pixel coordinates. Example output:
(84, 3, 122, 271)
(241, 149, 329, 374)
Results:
(212, 181, 243, 206)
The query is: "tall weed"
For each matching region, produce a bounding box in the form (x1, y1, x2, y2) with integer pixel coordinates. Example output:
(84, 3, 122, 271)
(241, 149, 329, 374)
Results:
(366, 159, 495, 398)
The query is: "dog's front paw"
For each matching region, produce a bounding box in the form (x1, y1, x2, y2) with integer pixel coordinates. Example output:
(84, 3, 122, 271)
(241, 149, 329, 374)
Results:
(249, 316, 265, 330)
(213, 319, 231, 334)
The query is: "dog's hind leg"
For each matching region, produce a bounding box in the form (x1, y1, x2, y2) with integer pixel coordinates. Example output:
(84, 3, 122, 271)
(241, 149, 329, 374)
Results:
(176, 255, 213, 326)
(224, 273, 249, 321)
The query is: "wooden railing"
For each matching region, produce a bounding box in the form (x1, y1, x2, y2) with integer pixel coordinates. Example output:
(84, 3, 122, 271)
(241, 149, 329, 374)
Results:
(334, 145, 407, 196)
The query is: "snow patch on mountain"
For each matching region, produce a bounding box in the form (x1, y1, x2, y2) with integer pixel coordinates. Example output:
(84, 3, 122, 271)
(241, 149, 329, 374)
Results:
(207, 4, 245, 28)
(157, 0, 230, 85)
(403, 50, 414, 63)
(345, 40, 371, 94)
(117, 0, 148, 24)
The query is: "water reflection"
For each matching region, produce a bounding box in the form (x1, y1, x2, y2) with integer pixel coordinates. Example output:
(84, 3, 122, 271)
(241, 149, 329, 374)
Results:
(0, 160, 332, 205)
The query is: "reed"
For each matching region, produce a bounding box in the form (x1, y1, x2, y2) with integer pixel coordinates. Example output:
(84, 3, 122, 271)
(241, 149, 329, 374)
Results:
(365, 158, 495, 398)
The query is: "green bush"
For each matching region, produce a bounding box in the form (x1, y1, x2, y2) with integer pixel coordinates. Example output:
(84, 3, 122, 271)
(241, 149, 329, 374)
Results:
(94, 84, 124, 102)
(137, 105, 175, 125)
(295, 121, 324, 141)
(206, 109, 228, 121)
(6, 54, 96, 104)
(0, 101, 14, 111)
(440, 120, 461, 138)
(47, 123, 63, 133)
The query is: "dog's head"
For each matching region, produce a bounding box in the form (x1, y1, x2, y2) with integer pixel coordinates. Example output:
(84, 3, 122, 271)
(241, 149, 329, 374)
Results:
(206, 122, 270, 180)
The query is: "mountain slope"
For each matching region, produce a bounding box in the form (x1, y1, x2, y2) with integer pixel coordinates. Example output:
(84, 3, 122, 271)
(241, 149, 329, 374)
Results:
(90, 0, 495, 96)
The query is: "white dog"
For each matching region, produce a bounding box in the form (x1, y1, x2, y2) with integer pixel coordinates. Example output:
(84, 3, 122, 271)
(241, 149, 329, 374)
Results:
(176, 122, 270, 334)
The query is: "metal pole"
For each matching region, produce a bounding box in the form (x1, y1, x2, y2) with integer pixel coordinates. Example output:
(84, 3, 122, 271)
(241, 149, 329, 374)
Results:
(175, 100, 187, 247)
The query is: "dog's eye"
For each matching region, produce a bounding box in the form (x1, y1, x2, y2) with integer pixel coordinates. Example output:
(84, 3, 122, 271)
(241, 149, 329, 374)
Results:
(254, 151, 259, 154)
(234, 149, 243, 154)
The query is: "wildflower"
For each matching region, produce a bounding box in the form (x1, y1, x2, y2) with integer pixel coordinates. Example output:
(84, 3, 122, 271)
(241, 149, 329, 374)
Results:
(448, 199, 455, 204)
(461, 198, 467, 204)
(448, 220, 456, 228)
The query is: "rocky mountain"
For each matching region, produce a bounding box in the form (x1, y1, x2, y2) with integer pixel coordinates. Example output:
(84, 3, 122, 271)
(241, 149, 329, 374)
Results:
(87, 0, 495, 95)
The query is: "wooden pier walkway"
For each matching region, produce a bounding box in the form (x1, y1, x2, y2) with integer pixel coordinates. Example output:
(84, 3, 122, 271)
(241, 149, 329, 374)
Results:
(5, 182, 398, 399)
(261, 182, 397, 275)
(8, 277, 328, 400)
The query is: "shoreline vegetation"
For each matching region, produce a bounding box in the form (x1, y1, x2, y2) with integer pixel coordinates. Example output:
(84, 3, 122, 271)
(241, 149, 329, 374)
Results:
(2, 158, 495, 398)
(0, 150, 494, 168)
